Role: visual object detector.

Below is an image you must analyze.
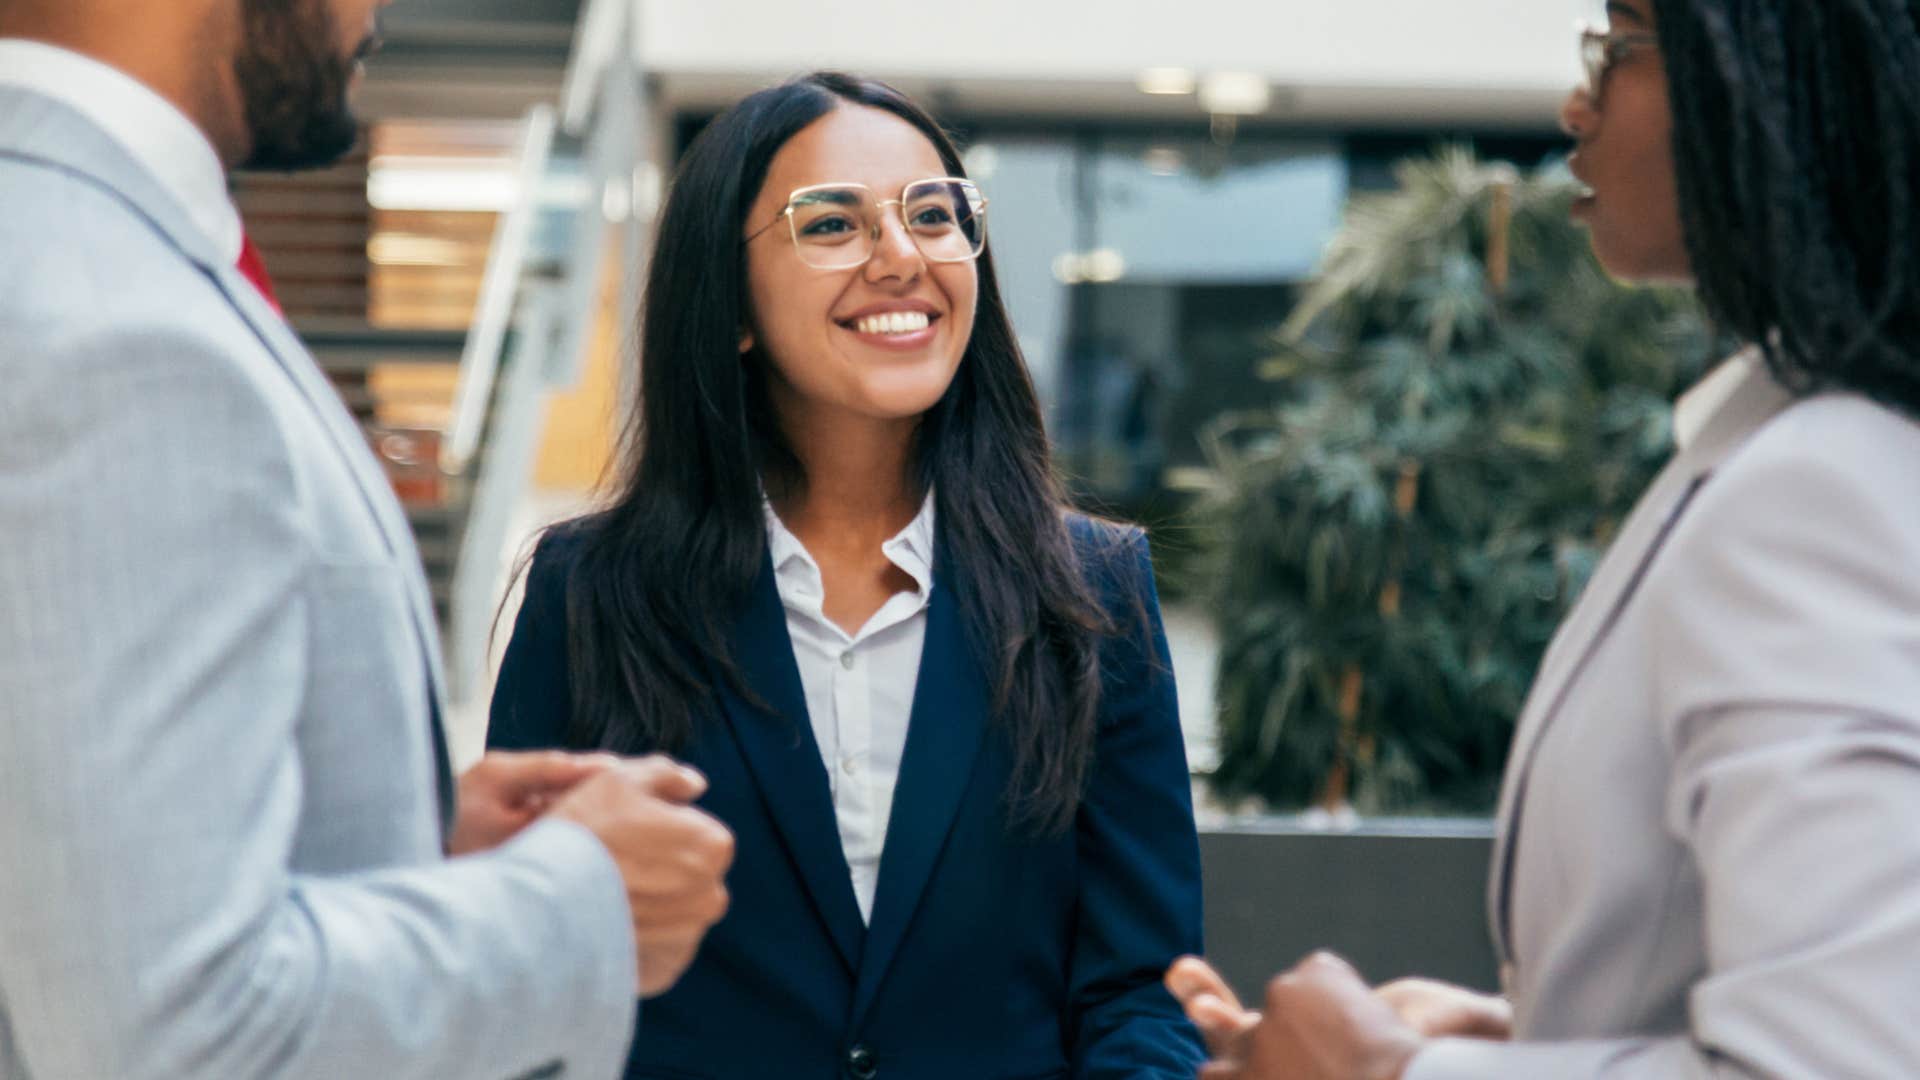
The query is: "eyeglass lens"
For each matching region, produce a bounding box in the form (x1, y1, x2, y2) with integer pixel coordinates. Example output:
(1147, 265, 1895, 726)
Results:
(1580, 32, 1608, 99)
(786, 180, 987, 269)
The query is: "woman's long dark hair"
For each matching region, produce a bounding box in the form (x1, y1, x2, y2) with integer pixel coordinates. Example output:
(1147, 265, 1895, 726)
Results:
(556, 72, 1114, 833)
(1655, 0, 1920, 408)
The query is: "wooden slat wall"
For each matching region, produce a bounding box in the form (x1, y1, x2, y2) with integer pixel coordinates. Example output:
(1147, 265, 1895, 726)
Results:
(229, 121, 525, 513)
(366, 121, 518, 329)
(232, 145, 373, 321)
(367, 208, 496, 329)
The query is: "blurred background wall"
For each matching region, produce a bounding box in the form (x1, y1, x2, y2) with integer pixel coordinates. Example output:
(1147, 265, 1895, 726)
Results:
(243, 0, 1603, 766)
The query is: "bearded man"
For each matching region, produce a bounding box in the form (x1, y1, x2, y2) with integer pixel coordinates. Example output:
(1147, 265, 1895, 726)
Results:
(0, 3, 733, 1078)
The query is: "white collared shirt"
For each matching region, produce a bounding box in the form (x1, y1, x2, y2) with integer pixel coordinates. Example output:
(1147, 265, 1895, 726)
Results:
(764, 494, 936, 924)
(0, 38, 242, 262)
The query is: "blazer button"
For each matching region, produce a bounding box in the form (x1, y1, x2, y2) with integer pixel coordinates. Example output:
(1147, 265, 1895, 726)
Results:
(845, 1044, 878, 1080)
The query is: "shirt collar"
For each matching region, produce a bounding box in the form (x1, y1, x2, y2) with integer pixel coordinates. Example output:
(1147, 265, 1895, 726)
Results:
(880, 491, 938, 596)
(762, 490, 939, 600)
(0, 39, 243, 263)
(1672, 347, 1764, 451)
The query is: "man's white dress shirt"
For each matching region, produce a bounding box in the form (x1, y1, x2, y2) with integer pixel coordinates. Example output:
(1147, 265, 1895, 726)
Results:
(0, 38, 242, 262)
(764, 495, 936, 924)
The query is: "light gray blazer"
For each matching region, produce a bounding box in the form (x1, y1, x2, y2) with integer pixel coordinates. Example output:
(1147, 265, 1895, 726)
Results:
(0, 86, 635, 1080)
(1408, 352, 1920, 1078)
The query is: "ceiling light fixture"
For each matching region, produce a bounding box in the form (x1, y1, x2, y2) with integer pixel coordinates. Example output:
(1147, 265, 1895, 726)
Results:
(1136, 67, 1197, 96)
(1198, 71, 1272, 116)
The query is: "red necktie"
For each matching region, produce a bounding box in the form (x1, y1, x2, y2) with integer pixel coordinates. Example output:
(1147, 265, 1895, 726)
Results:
(236, 232, 284, 316)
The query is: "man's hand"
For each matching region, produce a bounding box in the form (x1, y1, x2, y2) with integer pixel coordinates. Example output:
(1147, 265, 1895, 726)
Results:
(548, 755, 735, 998)
(1375, 977, 1512, 1040)
(1193, 952, 1427, 1080)
(448, 750, 619, 856)
(1166, 955, 1261, 1057)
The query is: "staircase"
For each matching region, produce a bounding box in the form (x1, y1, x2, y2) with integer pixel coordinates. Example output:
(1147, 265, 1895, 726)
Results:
(251, 0, 651, 707)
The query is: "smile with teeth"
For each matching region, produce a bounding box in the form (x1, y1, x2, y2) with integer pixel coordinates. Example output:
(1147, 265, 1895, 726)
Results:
(849, 311, 934, 336)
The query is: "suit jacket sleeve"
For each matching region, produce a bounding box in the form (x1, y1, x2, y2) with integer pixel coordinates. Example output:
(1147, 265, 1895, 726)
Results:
(0, 319, 635, 1080)
(1407, 407, 1920, 1079)
(1067, 527, 1208, 1078)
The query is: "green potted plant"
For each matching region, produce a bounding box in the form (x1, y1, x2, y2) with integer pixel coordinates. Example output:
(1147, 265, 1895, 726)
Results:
(1202, 147, 1715, 817)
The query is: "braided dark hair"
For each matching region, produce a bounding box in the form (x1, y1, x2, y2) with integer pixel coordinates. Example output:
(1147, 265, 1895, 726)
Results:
(1654, 0, 1920, 409)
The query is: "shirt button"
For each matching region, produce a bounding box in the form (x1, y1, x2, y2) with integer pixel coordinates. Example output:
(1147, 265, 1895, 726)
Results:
(842, 756, 858, 776)
(840, 651, 856, 670)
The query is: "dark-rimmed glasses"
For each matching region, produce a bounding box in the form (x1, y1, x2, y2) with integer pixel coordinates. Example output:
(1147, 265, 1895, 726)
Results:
(744, 177, 989, 270)
(1578, 20, 1661, 108)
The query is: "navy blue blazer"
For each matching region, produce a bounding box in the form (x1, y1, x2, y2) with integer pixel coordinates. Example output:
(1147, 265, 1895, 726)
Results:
(489, 516, 1205, 1079)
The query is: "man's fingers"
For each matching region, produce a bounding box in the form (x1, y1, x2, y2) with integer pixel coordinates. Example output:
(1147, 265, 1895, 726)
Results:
(1376, 978, 1513, 1040)
(485, 750, 616, 800)
(619, 755, 709, 802)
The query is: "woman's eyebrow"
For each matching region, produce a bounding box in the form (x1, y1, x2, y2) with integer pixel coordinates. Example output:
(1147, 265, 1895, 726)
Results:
(793, 187, 863, 207)
(1607, 1, 1652, 29)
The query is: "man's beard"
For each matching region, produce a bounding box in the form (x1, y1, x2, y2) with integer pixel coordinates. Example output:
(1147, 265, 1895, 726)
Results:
(234, 0, 373, 171)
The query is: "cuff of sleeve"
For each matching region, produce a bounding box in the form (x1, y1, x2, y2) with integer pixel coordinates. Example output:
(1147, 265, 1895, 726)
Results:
(496, 817, 637, 1069)
(1403, 1038, 1510, 1080)
(1403, 1036, 1650, 1080)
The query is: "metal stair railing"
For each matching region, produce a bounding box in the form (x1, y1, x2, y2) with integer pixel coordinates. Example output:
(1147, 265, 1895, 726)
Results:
(435, 0, 650, 705)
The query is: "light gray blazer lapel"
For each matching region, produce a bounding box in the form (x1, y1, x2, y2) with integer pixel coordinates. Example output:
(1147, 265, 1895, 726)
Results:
(1488, 354, 1795, 967)
(0, 85, 454, 826)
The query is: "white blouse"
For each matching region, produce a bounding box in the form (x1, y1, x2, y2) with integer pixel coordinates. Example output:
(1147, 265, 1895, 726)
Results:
(762, 495, 936, 924)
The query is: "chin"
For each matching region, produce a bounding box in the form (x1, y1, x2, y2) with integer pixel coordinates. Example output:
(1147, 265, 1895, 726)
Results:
(853, 367, 960, 420)
(1585, 213, 1692, 285)
(1590, 236, 1691, 286)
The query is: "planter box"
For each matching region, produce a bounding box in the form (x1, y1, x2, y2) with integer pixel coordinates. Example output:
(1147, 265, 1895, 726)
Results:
(1200, 818, 1497, 999)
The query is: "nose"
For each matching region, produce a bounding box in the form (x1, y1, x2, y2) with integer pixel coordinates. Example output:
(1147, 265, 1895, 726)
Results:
(1559, 85, 1598, 140)
(863, 210, 925, 286)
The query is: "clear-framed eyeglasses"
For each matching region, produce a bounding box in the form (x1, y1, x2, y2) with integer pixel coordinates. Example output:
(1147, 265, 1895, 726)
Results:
(1577, 20, 1660, 107)
(744, 177, 989, 271)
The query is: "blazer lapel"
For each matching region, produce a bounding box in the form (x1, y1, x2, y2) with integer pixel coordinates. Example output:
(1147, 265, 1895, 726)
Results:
(1487, 464, 1706, 964)
(850, 547, 990, 1028)
(716, 554, 867, 974)
(208, 217, 457, 833)
(1488, 355, 1796, 964)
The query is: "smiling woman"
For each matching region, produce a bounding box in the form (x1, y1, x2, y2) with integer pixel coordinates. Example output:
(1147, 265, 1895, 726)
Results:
(486, 72, 1206, 1079)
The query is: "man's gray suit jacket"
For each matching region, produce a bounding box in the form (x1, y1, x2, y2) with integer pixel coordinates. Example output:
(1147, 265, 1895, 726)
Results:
(0, 85, 635, 1079)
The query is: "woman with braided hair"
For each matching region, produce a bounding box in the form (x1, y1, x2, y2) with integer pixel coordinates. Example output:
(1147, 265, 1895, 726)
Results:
(1165, 0, 1920, 1076)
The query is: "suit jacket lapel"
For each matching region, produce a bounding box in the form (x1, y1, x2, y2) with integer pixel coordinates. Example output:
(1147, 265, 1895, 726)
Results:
(1487, 464, 1706, 963)
(850, 544, 990, 1028)
(205, 202, 457, 833)
(1488, 355, 1796, 964)
(0, 86, 455, 829)
(716, 554, 867, 974)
